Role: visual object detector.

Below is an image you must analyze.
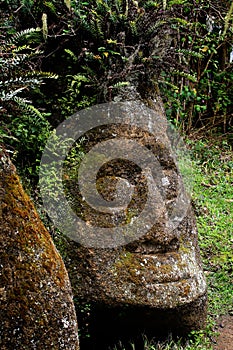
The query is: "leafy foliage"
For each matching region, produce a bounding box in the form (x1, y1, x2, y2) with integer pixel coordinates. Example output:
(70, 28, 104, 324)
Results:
(0, 28, 57, 113)
(0, 27, 57, 178)
(159, 0, 233, 133)
(3, 0, 231, 134)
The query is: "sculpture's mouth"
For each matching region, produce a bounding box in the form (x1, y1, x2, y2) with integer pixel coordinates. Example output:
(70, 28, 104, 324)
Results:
(126, 236, 181, 255)
(93, 243, 207, 308)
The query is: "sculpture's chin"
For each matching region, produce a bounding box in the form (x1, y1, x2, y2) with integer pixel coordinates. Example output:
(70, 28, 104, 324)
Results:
(83, 242, 208, 344)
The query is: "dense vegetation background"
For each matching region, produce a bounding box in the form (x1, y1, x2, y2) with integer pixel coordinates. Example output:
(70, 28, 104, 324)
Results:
(0, 1, 232, 349)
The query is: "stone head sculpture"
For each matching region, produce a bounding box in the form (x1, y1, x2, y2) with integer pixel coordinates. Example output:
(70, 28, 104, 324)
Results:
(40, 99, 207, 348)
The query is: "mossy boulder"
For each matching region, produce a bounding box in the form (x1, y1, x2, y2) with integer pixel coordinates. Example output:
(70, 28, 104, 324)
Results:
(0, 151, 79, 350)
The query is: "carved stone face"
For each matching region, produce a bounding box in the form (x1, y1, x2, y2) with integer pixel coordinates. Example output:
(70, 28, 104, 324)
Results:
(52, 101, 207, 343)
(66, 136, 205, 302)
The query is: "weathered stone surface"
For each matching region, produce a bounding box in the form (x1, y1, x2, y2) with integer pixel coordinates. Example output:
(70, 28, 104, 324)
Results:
(0, 151, 79, 350)
(56, 98, 207, 347)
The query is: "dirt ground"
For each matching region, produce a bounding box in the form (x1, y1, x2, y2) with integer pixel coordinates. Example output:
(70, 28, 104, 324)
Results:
(214, 315, 233, 350)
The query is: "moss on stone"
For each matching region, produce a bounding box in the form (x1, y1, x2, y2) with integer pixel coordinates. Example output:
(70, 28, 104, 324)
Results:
(0, 152, 79, 350)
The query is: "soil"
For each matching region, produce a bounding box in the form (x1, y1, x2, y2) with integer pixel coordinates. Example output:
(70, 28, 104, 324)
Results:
(214, 315, 233, 350)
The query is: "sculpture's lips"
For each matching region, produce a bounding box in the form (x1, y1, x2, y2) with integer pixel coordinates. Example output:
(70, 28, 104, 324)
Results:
(93, 244, 207, 308)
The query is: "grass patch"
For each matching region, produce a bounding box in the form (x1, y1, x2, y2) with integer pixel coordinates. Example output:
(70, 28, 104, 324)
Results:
(190, 139, 233, 318)
(111, 330, 213, 349)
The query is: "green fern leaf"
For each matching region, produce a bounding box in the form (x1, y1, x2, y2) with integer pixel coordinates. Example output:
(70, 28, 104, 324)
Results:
(172, 70, 197, 83)
(13, 96, 43, 118)
(6, 28, 41, 46)
(64, 49, 78, 62)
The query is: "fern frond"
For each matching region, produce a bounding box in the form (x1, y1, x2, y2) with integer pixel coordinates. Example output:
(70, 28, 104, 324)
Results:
(144, 20, 166, 36)
(167, 0, 187, 6)
(0, 52, 42, 70)
(143, 1, 160, 9)
(64, 49, 78, 62)
(96, 0, 112, 15)
(25, 71, 59, 80)
(13, 96, 43, 118)
(172, 70, 197, 83)
(158, 79, 179, 90)
(12, 45, 32, 52)
(111, 81, 130, 89)
(177, 49, 204, 59)
(90, 10, 104, 39)
(0, 77, 39, 89)
(0, 87, 27, 101)
(0, 72, 58, 90)
(44, 1, 56, 13)
(21, 0, 35, 10)
(114, 0, 124, 14)
(5, 28, 41, 46)
(79, 8, 105, 39)
(71, 74, 90, 82)
(130, 21, 138, 36)
(0, 54, 30, 69)
(171, 17, 190, 26)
